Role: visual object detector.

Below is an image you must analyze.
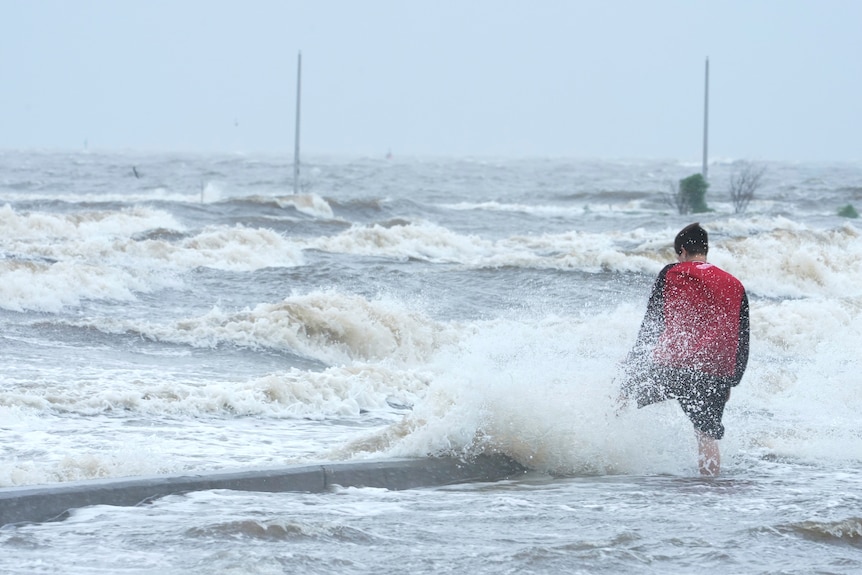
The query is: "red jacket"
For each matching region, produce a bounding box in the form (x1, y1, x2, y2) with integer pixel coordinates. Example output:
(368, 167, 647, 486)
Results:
(634, 261, 749, 384)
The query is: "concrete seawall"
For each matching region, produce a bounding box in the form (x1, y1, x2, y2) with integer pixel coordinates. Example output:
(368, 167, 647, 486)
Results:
(0, 455, 527, 527)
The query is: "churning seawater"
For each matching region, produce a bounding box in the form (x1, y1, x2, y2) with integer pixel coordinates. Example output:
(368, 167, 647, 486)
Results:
(1, 150, 861, 573)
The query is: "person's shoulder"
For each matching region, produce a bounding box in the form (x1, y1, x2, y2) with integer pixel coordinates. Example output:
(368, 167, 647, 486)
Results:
(709, 264, 746, 290)
(712, 263, 742, 281)
(656, 262, 677, 279)
(683, 261, 740, 282)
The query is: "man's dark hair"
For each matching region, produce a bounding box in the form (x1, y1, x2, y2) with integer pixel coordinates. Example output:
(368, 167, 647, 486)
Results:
(675, 222, 709, 255)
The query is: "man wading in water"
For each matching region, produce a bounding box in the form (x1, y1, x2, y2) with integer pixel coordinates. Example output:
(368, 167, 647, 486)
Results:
(619, 223, 750, 476)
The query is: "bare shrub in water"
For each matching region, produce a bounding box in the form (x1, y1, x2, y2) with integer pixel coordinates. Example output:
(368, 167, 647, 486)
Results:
(730, 162, 766, 214)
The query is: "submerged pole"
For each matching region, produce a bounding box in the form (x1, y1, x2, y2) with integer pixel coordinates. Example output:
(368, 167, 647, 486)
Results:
(702, 57, 709, 180)
(293, 51, 302, 194)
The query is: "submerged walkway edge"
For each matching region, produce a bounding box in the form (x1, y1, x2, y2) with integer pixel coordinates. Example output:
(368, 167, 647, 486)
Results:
(0, 455, 527, 527)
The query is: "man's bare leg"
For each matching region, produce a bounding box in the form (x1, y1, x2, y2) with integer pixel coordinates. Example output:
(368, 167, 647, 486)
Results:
(697, 431, 720, 476)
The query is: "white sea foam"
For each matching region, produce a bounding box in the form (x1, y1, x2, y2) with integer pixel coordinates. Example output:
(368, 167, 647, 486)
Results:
(8, 279, 857, 477)
(2, 153, 861, 492)
(725, 226, 861, 298)
(0, 363, 427, 420)
(304, 221, 496, 263)
(337, 306, 696, 474)
(242, 193, 334, 218)
(60, 290, 457, 366)
(0, 259, 145, 312)
(0, 205, 304, 311)
(299, 216, 862, 300)
(0, 188, 205, 204)
(0, 203, 184, 240)
(438, 200, 648, 217)
(0, 360, 430, 486)
(177, 225, 304, 270)
(5, 201, 859, 316)
(339, 291, 862, 474)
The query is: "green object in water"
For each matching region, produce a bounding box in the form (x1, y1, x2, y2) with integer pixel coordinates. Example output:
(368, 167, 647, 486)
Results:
(838, 204, 859, 218)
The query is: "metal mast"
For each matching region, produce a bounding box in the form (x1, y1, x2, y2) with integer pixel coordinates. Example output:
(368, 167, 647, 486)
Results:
(293, 51, 302, 194)
(702, 57, 709, 180)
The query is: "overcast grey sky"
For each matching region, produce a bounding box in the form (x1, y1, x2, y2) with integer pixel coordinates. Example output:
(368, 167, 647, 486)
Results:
(2, 0, 860, 161)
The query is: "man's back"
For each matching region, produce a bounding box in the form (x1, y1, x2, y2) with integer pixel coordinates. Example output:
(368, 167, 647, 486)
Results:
(654, 261, 747, 379)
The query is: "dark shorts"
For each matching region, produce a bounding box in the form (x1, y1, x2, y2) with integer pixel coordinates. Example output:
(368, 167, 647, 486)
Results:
(622, 365, 731, 440)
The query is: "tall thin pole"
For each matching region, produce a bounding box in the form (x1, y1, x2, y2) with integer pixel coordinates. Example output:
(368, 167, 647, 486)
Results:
(702, 57, 709, 180)
(293, 51, 302, 194)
